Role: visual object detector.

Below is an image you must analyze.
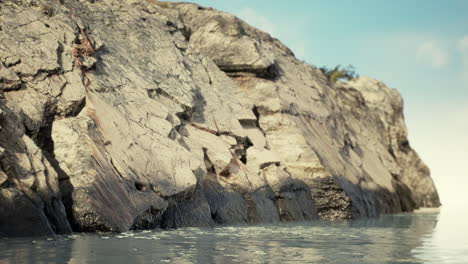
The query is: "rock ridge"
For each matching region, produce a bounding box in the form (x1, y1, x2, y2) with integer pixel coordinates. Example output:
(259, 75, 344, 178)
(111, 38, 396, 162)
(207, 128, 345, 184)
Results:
(0, 0, 439, 236)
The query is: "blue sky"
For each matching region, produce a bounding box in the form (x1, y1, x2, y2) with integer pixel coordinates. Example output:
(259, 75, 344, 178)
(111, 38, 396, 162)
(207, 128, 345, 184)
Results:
(190, 0, 468, 209)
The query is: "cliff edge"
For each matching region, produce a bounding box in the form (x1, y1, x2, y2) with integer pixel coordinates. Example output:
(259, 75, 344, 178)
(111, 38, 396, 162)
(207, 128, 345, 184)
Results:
(0, 0, 440, 236)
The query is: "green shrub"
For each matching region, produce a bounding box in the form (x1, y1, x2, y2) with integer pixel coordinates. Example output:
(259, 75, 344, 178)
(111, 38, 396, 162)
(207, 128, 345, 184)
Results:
(319, 64, 358, 84)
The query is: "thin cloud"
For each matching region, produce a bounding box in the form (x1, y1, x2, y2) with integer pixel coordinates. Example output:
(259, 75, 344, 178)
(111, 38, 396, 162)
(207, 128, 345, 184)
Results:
(416, 41, 449, 68)
(237, 7, 276, 35)
(459, 35, 468, 85)
(459, 35, 468, 51)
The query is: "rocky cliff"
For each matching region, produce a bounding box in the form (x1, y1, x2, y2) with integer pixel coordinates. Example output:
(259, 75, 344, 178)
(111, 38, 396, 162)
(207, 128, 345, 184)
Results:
(0, 0, 440, 236)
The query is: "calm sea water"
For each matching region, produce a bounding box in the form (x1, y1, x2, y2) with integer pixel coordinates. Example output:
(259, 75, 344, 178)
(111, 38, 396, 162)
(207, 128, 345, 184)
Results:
(1, 208, 467, 264)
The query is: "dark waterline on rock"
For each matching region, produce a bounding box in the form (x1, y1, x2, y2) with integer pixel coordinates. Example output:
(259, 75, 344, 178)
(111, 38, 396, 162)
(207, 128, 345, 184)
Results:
(1, 209, 467, 264)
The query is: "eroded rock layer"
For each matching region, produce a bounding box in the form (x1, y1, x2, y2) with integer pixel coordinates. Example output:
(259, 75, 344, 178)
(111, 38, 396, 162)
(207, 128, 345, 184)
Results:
(0, 0, 440, 236)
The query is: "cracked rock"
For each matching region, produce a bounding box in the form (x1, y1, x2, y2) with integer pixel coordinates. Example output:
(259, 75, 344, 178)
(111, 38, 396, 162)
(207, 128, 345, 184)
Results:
(0, 0, 439, 236)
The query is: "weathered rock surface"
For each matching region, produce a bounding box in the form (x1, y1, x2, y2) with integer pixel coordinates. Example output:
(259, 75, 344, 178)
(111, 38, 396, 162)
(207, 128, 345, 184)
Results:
(0, 0, 440, 236)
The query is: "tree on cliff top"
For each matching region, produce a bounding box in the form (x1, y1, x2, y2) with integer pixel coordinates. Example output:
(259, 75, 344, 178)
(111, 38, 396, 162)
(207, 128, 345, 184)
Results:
(320, 65, 359, 84)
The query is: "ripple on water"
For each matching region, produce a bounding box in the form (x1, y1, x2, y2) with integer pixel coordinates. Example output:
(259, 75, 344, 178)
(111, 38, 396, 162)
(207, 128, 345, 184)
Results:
(1, 212, 467, 263)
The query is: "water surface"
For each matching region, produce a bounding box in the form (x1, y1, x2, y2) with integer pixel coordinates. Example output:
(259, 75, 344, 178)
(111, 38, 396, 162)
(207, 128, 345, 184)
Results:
(1, 208, 467, 263)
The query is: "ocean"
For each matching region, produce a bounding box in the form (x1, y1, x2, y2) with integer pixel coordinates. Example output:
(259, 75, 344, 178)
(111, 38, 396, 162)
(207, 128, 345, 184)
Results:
(1, 208, 467, 264)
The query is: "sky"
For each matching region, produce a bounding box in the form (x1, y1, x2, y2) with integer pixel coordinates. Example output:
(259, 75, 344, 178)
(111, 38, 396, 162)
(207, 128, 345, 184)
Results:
(190, 0, 468, 210)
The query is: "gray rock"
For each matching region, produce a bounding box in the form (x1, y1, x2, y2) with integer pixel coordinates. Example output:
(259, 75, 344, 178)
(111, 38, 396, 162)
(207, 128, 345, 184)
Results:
(175, 2, 439, 217)
(0, 0, 439, 236)
(336, 77, 440, 208)
(0, 102, 72, 236)
(0, 63, 21, 91)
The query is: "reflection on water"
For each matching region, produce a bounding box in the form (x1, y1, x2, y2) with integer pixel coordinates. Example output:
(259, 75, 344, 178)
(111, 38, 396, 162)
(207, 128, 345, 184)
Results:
(1, 209, 467, 264)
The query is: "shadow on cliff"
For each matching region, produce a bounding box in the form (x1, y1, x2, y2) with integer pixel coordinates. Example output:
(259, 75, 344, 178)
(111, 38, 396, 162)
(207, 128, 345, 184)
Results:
(24, 113, 77, 234)
(0, 103, 72, 236)
(160, 168, 321, 229)
(334, 175, 418, 219)
(45, 150, 77, 232)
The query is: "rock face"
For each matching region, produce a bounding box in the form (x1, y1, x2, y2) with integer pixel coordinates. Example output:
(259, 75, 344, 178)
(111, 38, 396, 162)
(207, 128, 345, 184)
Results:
(0, 0, 440, 236)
